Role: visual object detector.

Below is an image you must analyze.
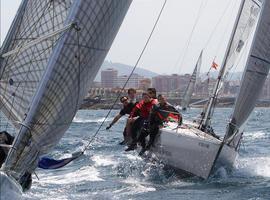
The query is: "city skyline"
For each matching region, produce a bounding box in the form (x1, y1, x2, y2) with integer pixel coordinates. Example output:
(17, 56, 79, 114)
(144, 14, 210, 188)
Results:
(96, 67, 270, 101)
(97, 61, 244, 82)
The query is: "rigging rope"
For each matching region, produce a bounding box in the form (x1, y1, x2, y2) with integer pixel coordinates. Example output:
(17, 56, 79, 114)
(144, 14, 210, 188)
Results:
(203, 0, 236, 50)
(79, 0, 168, 155)
(201, 0, 238, 98)
(202, 0, 237, 80)
(173, 0, 207, 74)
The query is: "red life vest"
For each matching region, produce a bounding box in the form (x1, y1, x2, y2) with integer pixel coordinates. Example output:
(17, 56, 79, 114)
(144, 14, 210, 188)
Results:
(130, 99, 158, 119)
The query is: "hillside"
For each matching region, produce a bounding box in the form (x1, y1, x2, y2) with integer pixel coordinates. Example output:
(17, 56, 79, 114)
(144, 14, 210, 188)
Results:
(94, 61, 243, 82)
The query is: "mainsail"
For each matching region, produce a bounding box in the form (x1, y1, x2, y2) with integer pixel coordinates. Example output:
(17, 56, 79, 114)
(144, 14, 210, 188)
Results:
(225, 0, 269, 146)
(181, 50, 202, 110)
(0, 0, 132, 181)
(200, 0, 261, 129)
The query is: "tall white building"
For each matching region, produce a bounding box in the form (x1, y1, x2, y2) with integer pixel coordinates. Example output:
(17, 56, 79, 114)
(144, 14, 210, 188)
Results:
(101, 68, 118, 88)
(117, 73, 143, 88)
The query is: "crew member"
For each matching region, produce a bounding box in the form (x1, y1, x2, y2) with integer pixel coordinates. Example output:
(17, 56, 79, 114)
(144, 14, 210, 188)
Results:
(0, 131, 14, 167)
(125, 92, 158, 151)
(138, 94, 182, 155)
(106, 96, 135, 145)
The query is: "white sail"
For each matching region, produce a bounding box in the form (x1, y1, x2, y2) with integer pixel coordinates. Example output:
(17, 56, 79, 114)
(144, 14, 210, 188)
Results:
(0, 0, 74, 128)
(200, 0, 261, 129)
(181, 50, 202, 110)
(1, 0, 132, 181)
(225, 0, 269, 145)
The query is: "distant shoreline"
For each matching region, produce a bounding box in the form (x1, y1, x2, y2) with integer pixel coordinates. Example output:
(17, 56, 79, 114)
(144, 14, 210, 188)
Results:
(80, 103, 270, 110)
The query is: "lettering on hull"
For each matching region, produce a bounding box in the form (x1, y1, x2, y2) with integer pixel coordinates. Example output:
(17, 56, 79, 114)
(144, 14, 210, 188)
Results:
(198, 142, 210, 148)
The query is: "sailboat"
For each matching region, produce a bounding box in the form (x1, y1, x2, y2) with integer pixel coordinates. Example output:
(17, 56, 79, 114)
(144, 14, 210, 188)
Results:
(151, 0, 267, 179)
(0, 0, 132, 197)
(181, 50, 202, 111)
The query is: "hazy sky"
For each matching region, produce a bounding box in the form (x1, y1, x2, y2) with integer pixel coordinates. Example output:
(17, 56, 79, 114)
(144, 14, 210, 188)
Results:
(1, 0, 245, 75)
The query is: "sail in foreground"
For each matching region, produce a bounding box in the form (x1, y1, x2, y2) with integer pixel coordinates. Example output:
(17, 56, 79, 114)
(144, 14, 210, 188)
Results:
(181, 50, 202, 110)
(0, 0, 132, 185)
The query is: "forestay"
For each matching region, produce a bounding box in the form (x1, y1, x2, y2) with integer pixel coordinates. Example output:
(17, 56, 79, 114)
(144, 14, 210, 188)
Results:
(0, 0, 132, 180)
(225, 0, 270, 144)
(217, 0, 262, 93)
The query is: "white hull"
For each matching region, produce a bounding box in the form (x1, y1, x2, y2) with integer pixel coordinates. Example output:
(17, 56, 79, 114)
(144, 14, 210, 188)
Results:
(151, 121, 237, 179)
(0, 171, 22, 199)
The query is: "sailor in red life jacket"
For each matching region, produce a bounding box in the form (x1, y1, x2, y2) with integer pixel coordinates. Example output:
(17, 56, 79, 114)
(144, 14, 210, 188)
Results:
(125, 92, 158, 151)
(138, 94, 182, 155)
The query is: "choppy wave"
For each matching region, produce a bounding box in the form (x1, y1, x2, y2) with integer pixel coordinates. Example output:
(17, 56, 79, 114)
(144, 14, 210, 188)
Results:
(36, 166, 103, 185)
(92, 155, 118, 167)
(26, 108, 270, 199)
(122, 178, 156, 194)
(244, 131, 268, 140)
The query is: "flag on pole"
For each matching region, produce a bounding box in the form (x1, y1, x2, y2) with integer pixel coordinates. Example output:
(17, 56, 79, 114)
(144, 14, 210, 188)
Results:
(211, 61, 218, 70)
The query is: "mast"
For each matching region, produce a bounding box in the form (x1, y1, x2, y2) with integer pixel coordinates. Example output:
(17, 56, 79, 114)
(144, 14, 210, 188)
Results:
(199, 0, 246, 130)
(2, 0, 132, 181)
(207, 0, 264, 175)
(225, 0, 267, 146)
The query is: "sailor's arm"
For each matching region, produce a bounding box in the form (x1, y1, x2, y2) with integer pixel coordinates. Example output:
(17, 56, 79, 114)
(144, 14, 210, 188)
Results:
(129, 101, 142, 118)
(106, 114, 123, 130)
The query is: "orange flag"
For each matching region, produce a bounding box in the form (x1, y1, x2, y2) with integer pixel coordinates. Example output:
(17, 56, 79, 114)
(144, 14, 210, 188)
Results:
(211, 61, 218, 70)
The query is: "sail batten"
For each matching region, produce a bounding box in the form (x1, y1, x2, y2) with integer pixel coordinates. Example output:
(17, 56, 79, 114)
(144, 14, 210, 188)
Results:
(1, 23, 74, 58)
(250, 54, 270, 65)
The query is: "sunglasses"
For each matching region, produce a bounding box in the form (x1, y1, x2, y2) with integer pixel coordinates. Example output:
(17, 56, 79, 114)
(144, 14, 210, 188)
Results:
(121, 98, 128, 103)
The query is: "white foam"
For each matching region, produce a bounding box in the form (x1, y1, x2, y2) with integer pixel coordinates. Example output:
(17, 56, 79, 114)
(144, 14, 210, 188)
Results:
(92, 155, 118, 167)
(72, 116, 113, 123)
(236, 156, 270, 177)
(73, 116, 113, 123)
(122, 178, 156, 194)
(215, 167, 228, 178)
(125, 153, 142, 161)
(37, 166, 103, 185)
(244, 131, 267, 140)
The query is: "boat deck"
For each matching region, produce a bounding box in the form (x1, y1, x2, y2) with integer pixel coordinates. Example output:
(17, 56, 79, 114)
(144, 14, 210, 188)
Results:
(161, 120, 221, 143)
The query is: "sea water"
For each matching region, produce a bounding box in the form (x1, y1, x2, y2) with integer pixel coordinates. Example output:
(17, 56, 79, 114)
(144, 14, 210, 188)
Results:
(21, 108, 270, 199)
